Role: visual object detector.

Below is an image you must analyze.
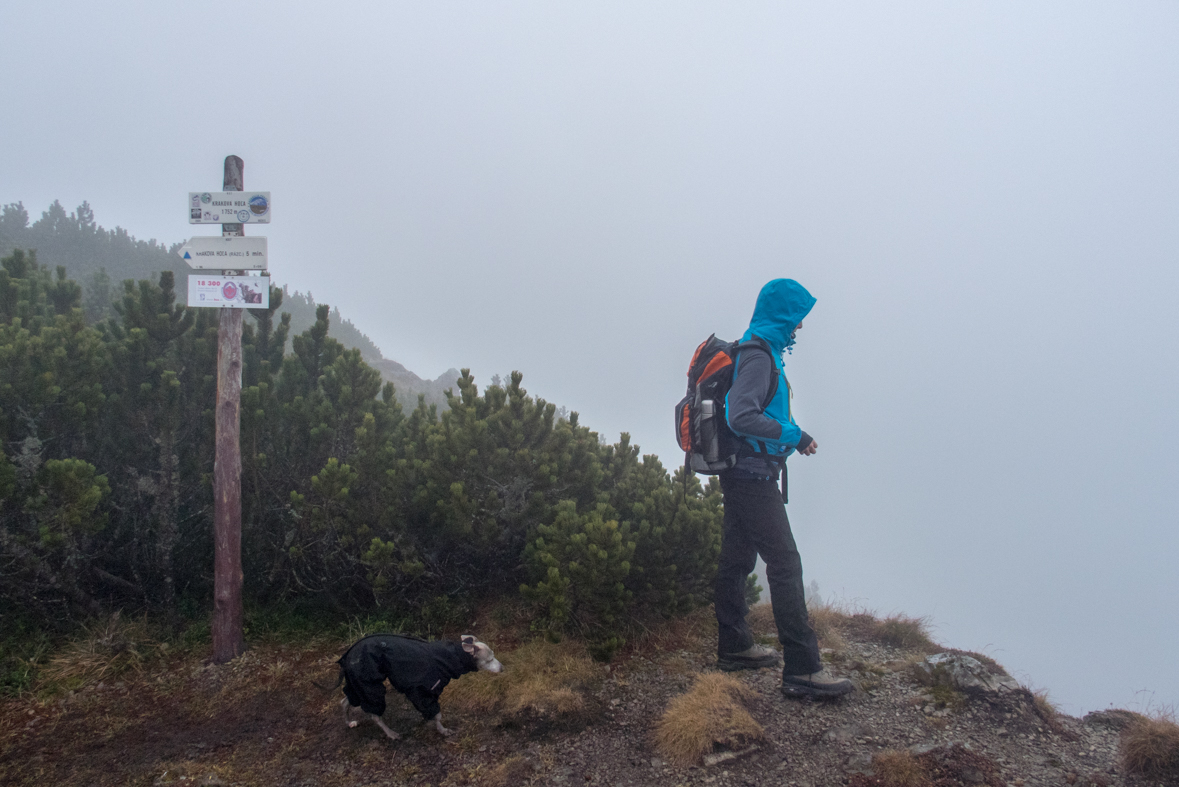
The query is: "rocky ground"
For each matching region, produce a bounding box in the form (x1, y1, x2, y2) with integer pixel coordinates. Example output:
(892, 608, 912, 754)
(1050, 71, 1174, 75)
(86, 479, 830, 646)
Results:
(0, 607, 1167, 787)
(521, 637, 1140, 787)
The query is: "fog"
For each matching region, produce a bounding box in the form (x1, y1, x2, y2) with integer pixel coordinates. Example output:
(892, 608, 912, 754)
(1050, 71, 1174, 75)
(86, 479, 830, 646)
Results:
(2, 2, 1176, 715)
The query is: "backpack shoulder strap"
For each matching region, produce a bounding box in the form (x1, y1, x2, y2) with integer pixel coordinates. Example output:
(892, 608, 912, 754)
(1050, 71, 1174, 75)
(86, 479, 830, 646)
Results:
(732, 337, 779, 407)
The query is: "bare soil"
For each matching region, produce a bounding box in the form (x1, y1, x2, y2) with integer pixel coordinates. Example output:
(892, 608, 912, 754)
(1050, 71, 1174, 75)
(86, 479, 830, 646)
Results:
(0, 612, 1159, 787)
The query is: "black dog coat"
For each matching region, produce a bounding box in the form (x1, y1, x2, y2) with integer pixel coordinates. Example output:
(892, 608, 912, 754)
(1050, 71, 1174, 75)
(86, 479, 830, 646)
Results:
(338, 634, 478, 720)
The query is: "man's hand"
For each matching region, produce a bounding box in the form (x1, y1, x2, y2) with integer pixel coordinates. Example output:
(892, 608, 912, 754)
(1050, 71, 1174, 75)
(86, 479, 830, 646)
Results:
(797, 438, 818, 457)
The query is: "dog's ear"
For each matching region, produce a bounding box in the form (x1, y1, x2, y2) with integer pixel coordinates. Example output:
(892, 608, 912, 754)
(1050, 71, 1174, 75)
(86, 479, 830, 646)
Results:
(461, 635, 476, 654)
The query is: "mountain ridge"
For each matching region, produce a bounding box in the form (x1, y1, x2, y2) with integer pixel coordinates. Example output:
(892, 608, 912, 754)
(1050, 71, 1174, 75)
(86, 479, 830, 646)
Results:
(0, 199, 453, 408)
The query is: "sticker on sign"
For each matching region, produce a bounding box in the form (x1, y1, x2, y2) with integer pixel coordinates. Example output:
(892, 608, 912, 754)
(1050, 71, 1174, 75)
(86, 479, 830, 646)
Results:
(178, 236, 268, 270)
(188, 275, 270, 308)
(189, 191, 271, 224)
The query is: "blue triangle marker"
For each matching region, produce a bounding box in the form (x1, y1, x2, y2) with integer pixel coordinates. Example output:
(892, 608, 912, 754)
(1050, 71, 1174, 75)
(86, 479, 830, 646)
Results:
(183, 252, 191, 259)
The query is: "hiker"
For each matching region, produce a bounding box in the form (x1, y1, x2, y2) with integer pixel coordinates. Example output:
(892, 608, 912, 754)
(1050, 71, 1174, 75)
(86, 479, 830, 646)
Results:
(714, 278, 853, 698)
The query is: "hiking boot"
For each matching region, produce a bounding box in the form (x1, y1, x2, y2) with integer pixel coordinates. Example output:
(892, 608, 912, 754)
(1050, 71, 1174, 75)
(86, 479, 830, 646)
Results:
(781, 668, 855, 698)
(717, 644, 781, 672)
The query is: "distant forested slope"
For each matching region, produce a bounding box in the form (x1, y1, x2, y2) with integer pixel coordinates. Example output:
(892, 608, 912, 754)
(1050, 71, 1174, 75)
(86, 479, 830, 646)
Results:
(0, 200, 457, 407)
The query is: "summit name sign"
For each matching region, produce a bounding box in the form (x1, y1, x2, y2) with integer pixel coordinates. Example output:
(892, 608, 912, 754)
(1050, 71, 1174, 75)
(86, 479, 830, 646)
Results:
(190, 191, 271, 224)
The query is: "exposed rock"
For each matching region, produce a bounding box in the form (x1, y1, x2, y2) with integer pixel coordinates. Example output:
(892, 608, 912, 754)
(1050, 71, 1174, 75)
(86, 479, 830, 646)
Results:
(844, 751, 874, 774)
(823, 723, 871, 744)
(919, 652, 1022, 694)
(1082, 709, 1141, 731)
(702, 746, 759, 767)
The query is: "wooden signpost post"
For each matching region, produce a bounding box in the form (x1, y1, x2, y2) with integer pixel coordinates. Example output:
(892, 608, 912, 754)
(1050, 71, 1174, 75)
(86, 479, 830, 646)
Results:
(180, 155, 271, 663)
(213, 155, 246, 663)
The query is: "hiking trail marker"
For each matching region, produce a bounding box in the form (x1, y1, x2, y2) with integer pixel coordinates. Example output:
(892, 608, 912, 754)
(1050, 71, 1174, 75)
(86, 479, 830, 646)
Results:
(178, 236, 268, 271)
(183, 156, 276, 664)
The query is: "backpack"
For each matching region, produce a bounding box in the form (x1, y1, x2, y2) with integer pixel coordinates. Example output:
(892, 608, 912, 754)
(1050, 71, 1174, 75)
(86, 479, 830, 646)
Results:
(674, 334, 779, 474)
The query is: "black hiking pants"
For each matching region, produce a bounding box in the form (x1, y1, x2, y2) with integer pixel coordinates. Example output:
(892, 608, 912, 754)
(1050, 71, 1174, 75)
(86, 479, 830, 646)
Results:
(715, 475, 822, 676)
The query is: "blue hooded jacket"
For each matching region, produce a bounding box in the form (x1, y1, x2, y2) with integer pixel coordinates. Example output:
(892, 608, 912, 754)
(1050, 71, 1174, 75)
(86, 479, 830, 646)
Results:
(741, 278, 816, 355)
(724, 279, 816, 474)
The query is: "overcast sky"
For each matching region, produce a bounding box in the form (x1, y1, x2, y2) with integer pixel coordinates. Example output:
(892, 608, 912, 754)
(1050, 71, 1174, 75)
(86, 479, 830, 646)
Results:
(3, 1, 1177, 715)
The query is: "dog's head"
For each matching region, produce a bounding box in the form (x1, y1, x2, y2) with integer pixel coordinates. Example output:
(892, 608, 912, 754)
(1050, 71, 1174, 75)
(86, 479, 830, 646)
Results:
(461, 635, 503, 673)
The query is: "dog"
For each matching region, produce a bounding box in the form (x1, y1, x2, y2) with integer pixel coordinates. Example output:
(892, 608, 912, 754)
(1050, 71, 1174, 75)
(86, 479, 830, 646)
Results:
(336, 633, 502, 741)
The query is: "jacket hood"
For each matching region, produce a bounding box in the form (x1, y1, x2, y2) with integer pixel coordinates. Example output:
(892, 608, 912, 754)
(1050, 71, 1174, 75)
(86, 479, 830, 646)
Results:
(741, 279, 816, 355)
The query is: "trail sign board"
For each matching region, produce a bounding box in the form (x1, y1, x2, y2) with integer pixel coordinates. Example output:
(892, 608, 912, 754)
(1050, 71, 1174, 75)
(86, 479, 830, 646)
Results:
(188, 275, 270, 308)
(189, 191, 271, 224)
(178, 236, 268, 270)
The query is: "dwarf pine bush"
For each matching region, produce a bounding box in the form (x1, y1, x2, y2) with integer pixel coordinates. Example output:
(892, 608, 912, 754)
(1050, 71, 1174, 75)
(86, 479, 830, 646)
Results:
(522, 501, 635, 658)
(0, 252, 725, 643)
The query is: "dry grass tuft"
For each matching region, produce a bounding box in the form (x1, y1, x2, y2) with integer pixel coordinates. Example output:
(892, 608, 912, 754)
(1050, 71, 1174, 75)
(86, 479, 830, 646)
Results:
(919, 743, 1003, 786)
(444, 638, 602, 724)
(805, 601, 937, 655)
(874, 614, 937, 652)
(620, 605, 715, 660)
(808, 602, 848, 654)
(747, 600, 938, 656)
(867, 750, 932, 787)
(851, 744, 1002, 787)
(1121, 709, 1179, 780)
(1031, 688, 1059, 724)
(653, 672, 765, 765)
(481, 755, 535, 787)
(746, 603, 775, 636)
(37, 612, 167, 692)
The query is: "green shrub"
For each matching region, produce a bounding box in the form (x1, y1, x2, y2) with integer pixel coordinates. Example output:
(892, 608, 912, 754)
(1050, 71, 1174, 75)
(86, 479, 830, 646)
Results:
(522, 501, 635, 657)
(0, 253, 724, 649)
